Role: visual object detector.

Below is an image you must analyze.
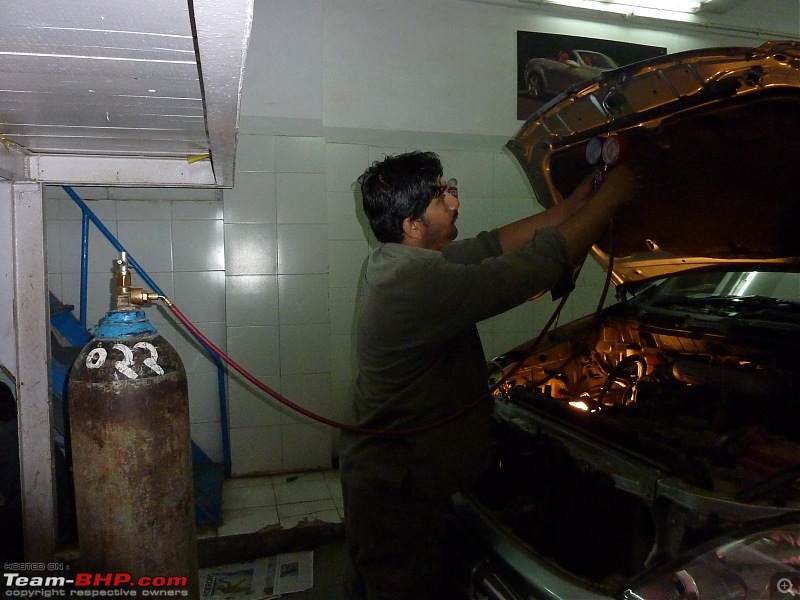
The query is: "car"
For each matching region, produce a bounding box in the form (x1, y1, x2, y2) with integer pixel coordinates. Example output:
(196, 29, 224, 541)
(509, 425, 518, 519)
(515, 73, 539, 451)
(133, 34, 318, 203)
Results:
(523, 49, 619, 99)
(448, 41, 800, 600)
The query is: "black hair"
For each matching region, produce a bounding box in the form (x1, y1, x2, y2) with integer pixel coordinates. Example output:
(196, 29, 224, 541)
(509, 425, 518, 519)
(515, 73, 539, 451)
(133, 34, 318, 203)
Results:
(358, 151, 444, 243)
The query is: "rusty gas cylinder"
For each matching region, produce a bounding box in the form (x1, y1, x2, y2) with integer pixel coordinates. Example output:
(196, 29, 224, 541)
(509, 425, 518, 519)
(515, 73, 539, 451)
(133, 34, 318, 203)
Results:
(68, 305, 198, 592)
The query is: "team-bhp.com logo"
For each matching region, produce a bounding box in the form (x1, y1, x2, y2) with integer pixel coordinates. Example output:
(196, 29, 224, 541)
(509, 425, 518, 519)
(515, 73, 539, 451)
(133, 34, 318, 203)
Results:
(2, 568, 189, 597)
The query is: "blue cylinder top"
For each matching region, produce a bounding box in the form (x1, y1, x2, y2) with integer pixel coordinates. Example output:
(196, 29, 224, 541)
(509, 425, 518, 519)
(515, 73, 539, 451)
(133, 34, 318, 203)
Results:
(94, 308, 158, 340)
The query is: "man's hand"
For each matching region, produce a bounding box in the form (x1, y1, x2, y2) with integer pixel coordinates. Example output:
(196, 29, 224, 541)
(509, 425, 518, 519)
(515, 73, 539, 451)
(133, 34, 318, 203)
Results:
(565, 172, 597, 206)
(592, 162, 642, 211)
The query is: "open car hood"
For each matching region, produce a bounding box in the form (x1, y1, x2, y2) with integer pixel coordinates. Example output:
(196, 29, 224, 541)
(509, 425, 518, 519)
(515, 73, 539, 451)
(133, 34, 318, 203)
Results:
(508, 41, 800, 288)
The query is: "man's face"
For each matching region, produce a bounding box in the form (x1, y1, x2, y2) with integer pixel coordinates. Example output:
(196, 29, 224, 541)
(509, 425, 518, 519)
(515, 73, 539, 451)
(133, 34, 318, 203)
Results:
(418, 181, 460, 250)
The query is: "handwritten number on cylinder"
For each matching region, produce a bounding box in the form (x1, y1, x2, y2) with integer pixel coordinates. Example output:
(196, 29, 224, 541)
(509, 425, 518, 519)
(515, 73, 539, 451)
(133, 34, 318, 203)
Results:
(85, 342, 164, 379)
(134, 342, 165, 376)
(112, 344, 138, 379)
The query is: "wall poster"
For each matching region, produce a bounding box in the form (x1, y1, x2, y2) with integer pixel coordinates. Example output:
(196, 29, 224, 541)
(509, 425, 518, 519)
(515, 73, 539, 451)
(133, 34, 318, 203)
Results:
(517, 31, 667, 120)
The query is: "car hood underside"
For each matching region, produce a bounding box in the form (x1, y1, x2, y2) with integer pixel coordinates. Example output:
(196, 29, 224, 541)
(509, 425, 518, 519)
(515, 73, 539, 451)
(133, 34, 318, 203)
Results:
(508, 41, 800, 287)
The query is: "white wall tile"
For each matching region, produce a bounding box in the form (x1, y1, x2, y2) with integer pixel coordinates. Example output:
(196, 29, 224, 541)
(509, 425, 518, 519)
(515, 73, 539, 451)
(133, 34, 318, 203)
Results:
(174, 270, 226, 322)
(368, 147, 408, 165)
(490, 302, 535, 334)
(278, 372, 332, 424)
(175, 320, 227, 374)
(44, 194, 64, 221)
(171, 200, 223, 221)
(227, 374, 283, 428)
(60, 219, 119, 275)
(229, 425, 283, 475)
(279, 323, 330, 374)
(64, 268, 119, 327)
(327, 191, 368, 241)
(275, 136, 326, 173)
(116, 200, 171, 221)
(278, 274, 329, 325)
(156, 321, 182, 353)
(188, 370, 223, 424)
(172, 220, 225, 271)
(330, 379, 355, 425)
(326, 143, 368, 193)
(328, 286, 359, 336)
(236, 134, 276, 172)
(328, 240, 368, 289)
(579, 261, 611, 288)
(281, 423, 332, 471)
(276, 173, 327, 224)
(138, 271, 174, 324)
(55, 196, 83, 221)
(190, 421, 225, 463)
(226, 325, 281, 377)
(277, 224, 328, 274)
(224, 223, 277, 275)
(223, 171, 277, 224)
(47, 273, 63, 303)
(226, 274, 280, 327)
(492, 196, 540, 230)
(111, 188, 219, 202)
(117, 220, 174, 274)
(452, 150, 494, 198)
(73, 198, 117, 222)
(329, 334, 356, 381)
(456, 195, 496, 240)
(46, 219, 61, 274)
(493, 150, 535, 199)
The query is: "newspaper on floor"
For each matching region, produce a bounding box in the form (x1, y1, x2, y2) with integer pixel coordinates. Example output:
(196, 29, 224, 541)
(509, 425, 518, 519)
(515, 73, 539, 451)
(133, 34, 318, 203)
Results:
(199, 551, 314, 599)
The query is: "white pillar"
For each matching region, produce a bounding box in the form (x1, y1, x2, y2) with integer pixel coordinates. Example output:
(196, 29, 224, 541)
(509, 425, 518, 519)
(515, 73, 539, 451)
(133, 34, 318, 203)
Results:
(0, 181, 57, 559)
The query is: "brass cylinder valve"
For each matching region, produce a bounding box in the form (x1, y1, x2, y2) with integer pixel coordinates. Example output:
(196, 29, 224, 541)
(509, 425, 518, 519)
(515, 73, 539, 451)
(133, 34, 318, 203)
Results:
(114, 252, 158, 307)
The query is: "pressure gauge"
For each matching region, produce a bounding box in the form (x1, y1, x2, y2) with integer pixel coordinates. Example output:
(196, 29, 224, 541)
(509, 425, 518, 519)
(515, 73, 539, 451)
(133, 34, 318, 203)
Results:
(601, 135, 626, 166)
(585, 137, 604, 165)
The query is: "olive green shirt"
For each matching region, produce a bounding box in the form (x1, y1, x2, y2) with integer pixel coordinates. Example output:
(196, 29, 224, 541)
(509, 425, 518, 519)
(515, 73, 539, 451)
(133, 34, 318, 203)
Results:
(339, 226, 572, 498)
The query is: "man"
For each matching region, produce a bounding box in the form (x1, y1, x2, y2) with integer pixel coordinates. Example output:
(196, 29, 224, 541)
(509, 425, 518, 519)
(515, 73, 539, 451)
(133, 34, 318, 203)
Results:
(339, 151, 638, 599)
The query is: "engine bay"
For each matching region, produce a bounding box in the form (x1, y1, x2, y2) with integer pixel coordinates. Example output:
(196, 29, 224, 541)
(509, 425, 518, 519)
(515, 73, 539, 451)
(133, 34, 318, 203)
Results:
(472, 302, 800, 586)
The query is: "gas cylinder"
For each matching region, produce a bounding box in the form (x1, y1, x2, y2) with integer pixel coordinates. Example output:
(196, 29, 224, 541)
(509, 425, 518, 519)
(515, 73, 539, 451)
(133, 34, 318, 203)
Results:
(68, 254, 197, 592)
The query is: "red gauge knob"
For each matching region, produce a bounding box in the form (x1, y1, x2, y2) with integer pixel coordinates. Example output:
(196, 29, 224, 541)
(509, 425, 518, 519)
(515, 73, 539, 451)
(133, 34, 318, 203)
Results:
(601, 134, 627, 166)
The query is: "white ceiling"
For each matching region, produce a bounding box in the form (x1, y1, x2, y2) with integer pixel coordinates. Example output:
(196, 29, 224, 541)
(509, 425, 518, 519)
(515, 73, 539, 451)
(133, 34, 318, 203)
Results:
(0, 0, 253, 188)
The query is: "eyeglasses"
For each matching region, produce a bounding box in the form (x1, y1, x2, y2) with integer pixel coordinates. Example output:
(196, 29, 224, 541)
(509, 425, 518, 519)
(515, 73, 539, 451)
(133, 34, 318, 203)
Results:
(434, 178, 459, 198)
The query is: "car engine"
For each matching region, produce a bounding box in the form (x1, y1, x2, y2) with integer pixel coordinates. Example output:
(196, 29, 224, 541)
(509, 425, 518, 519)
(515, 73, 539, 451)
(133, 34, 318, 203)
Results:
(472, 302, 800, 586)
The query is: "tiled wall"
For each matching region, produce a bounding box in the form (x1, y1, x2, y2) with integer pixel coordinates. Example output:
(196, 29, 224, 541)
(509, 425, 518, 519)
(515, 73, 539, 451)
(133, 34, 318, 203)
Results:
(223, 134, 334, 475)
(44, 134, 612, 477)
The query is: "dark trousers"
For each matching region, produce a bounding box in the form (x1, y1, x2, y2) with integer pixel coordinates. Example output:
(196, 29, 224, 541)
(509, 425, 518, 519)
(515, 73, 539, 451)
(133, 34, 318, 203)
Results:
(342, 481, 461, 600)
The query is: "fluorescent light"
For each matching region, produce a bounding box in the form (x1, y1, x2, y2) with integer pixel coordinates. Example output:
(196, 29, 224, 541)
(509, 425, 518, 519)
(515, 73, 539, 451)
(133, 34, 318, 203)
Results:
(543, 0, 634, 15)
(542, 0, 714, 15)
(613, 0, 707, 11)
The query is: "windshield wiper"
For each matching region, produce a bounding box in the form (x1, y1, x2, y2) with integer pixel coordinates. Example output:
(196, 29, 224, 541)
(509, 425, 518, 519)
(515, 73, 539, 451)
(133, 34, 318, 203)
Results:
(644, 294, 800, 326)
(648, 294, 800, 311)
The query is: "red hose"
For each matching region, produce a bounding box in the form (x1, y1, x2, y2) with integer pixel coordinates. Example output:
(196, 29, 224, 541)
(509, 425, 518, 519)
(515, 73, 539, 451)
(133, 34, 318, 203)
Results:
(165, 300, 498, 437)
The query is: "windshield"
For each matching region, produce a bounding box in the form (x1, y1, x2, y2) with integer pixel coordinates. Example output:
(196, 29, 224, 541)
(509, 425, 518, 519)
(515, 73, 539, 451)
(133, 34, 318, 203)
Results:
(577, 51, 617, 69)
(636, 271, 800, 306)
